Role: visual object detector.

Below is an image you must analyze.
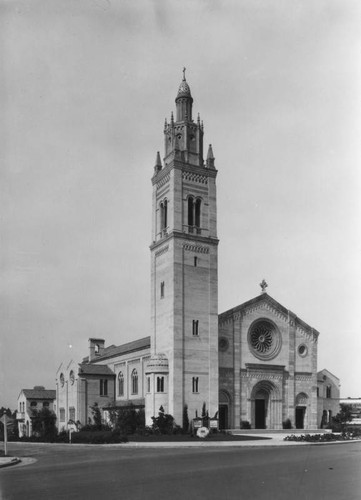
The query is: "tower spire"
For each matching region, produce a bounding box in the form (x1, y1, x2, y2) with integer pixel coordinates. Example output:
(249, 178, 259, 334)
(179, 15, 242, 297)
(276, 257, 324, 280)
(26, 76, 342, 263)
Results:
(175, 68, 193, 122)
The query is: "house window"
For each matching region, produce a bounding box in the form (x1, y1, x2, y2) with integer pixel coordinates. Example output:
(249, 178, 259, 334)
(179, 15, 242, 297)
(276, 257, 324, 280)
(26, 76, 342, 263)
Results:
(326, 385, 331, 398)
(132, 369, 138, 395)
(60, 408, 65, 422)
(160, 281, 165, 299)
(43, 402, 49, 408)
(147, 377, 151, 393)
(100, 379, 108, 396)
(69, 407, 75, 421)
(192, 320, 199, 336)
(192, 377, 199, 393)
(30, 401, 37, 408)
(118, 372, 124, 396)
(157, 376, 164, 393)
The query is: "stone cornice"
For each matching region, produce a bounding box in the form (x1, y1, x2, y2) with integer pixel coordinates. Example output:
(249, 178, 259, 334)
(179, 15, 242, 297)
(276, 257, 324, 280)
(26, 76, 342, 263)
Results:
(183, 243, 209, 254)
(152, 159, 217, 186)
(150, 230, 219, 252)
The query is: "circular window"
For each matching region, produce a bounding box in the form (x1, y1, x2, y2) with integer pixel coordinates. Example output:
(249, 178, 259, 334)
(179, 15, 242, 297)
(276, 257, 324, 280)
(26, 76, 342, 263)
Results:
(69, 370, 75, 385)
(60, 373, 65, 387)
(248, 320, 281, 361)
(298, 344, 308, 357)
(219, 337, 229, 352)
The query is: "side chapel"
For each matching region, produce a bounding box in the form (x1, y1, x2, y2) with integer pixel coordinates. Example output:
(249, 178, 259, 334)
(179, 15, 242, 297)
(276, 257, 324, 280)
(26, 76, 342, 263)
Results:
(56, 72, 339, 431)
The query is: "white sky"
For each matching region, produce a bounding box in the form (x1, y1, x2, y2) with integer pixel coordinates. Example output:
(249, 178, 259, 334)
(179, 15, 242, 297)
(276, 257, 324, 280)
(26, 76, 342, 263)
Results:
(1, 0, 361, 408)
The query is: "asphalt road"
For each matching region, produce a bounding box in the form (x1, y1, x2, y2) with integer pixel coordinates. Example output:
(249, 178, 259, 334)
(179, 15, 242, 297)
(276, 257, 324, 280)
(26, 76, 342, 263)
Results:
(1, 441, 360, 500)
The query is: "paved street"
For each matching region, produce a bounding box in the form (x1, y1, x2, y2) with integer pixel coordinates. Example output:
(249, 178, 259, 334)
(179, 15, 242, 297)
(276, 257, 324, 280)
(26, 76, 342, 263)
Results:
(1, 441, 360, 500)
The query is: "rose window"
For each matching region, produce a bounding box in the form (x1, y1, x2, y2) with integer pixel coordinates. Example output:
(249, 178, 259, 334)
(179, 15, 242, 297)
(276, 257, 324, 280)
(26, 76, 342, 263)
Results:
(248, 320, 281, 360)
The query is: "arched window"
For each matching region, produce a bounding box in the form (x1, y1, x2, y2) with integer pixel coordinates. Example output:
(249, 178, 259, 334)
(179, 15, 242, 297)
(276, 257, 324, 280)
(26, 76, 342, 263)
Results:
(195, 199, 201, 229)
(131, 369, 138, 395)
(187, 196, 201, 234)
(188, 197, 194, 227)
(118, 372, 124, 397)
(157, 376, 164, 393)
(160, 199, 168, 235)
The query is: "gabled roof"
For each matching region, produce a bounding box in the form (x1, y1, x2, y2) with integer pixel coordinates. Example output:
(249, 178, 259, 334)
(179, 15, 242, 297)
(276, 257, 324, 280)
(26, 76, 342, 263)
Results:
(317, 368, 340, 383)
(21, 389, 56, 400)
(219, 292, 319, 341)
(78, 364, 115, 376)
(85, 336, 150, 364)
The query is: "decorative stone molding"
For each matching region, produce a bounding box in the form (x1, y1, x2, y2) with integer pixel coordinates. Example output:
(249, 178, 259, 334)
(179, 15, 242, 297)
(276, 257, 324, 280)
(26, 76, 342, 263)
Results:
(295, 373, 313, 382)
(241, 371, 285, 381)
(219, 316, 233, 327)
(156, 173, 170, 189)
(183, 243, 209, 254)
(182, 171, 208, 184)
(155, 245, 169, 258)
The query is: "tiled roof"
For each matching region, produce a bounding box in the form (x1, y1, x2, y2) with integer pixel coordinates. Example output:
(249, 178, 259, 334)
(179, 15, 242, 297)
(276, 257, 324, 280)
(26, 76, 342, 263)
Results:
(86, 336, 150, 363)
(22, 389, 56, 400)
(78, 364, 115, 376)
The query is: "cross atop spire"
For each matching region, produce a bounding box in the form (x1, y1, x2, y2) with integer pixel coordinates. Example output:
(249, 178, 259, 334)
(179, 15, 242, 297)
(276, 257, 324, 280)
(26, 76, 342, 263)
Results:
(259, 279, 268, 293)
(183, 67, 186, 80)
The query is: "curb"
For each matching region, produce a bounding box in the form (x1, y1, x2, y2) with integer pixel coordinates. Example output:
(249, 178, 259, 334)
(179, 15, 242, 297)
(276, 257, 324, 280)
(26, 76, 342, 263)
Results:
(0, 458, 22, 469)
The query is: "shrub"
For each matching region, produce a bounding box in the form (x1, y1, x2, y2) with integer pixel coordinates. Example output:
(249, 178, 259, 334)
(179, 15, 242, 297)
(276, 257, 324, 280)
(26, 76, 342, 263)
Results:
(282, 418, 292, 429)
(182, 405, 190, 433)
(151, 406, 175, 435)
(71, 430, 128, 444)
(240, 420, 251, 429)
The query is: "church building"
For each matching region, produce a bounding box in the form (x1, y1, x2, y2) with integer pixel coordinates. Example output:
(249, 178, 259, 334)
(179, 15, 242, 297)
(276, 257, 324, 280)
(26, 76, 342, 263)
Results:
(56, 72, 339, 431)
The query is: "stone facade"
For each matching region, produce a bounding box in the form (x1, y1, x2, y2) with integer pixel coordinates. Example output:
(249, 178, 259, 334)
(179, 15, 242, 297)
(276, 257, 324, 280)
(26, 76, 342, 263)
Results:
(56, 337, 150, 430)
(55, 73, 339, 431)
(147, 73, 219, 425)
(219, 292, 319, 429)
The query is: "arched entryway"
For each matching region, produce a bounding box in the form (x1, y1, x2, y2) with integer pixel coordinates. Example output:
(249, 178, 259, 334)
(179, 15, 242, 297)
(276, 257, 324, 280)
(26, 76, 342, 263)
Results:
(250, 380, 282, 429)
(219, 390, 232, 430)
(295, 392, 308, 429)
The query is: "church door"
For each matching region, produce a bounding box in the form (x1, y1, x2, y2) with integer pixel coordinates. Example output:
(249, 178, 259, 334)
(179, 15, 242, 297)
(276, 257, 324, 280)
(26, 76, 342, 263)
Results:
(219, 405, 228, 430)
(255, 399, 266, 429)
(295, 407, 306, 429)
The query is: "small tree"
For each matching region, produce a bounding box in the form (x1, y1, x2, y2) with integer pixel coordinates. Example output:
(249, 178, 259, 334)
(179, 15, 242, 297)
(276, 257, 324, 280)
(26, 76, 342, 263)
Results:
(89, 403, 102, 430)
(151, 406, 175, 434)
(331, 404, 353, 432)
(182, 404, 190, 433)
(31, 407, 57, 439)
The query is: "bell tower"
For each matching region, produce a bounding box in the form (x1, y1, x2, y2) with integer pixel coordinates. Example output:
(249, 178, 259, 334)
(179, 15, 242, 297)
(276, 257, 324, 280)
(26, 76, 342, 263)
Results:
(146, 70, 219, 426)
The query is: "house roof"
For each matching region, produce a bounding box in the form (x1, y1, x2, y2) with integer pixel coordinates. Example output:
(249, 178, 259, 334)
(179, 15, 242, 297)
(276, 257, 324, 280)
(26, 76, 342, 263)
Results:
(85, 336, 150, 364)
(219, 292, 319, 340)
(22, 389, 56, 400)
(78, 364, 115, 376)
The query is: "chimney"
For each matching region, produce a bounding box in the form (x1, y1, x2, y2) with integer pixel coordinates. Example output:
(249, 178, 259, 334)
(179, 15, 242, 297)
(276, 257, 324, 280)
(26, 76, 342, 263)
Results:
(88, 338, 105, 361)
